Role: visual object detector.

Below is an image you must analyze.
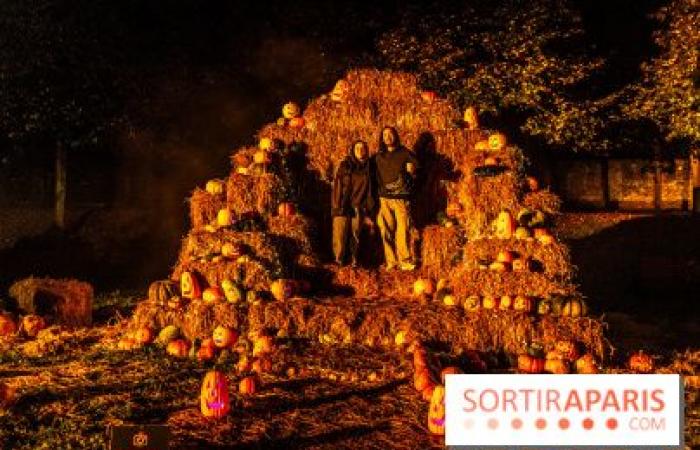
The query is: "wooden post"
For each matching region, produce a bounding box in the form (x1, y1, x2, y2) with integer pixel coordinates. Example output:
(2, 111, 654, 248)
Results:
(55, 143, 66, 229)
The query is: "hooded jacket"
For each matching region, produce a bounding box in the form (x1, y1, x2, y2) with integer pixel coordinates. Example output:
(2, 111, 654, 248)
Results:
(331, 149, 375, 217)
(374, 145, 418, 199)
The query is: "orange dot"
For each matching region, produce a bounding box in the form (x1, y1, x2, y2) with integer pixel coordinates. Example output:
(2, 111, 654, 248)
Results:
(583, 418, 594, 430)
(488, 418, 499, 429)
(511, 418, 523, 430)
(559, 418, 570, 430)
(536, 418, 547, 430)
(606, 418, 618, 430)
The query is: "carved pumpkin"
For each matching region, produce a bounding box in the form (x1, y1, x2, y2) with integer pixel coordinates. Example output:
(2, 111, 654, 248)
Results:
(239, 376, 257, 395)
(555, 340, 579, 361)
(278, 202, 296, 217)
(216, 208, 234, 228)
(148, 280, 178, 305)
(440, 366, 461, 384)
(259, 137, 274, 151)
(205, 179, 225, 196)
(562, 298, 587, 318)
(575, 354, 599, 374)
(22, 315, 46, 338)
(252, 335, 275, 357)
(212, 326, 238, 349)
(496, 251, 514, 264)
(200, 370, 230, 418)
(629, 351, 654, 373)
(330, 79, 349, 102)
(463, 106, 479, 130)
(180, 271, 202, 299)
(421, 91, 437, 103)
(413, 278, 435, 297)
(513, 295, 534, 313)
(221, 279, 244, 304)
(441, 292, 458, 307)
(394, 330, 409, 347)
(203, 287, 224, 305)
(282, 102, 301, 119)
(428, 385, 446, 435)
(481, 295, 498, 310)
(134, 327, 154, 345)
(270, 279, 295, 302)
(494, 211, 517, 239)
(488, 133, 507, 151)
(517, 354, 545, 373)
(166, 339, 190, 358)
(514, 227, 533, 240)
(537, 233, 554, 245)
(545, 358, 570, 374)
(288, 117, 305, 129)
(499, 295, 513, 310)
(463, 294, 481, 312)
(0, 314, 17, 337)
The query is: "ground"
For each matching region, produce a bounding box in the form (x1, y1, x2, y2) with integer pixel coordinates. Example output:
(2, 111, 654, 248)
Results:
(0, 211, 698, 449)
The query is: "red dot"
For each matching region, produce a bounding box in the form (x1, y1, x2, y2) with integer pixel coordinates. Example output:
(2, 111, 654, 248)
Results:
(559, 418, 570, 430)
(583, 418, 594, 430)
(606, 418, 618, 430)
(536, 418, 547, 430)
(488, 418, 499, 429)
(511, 418, 523, 430)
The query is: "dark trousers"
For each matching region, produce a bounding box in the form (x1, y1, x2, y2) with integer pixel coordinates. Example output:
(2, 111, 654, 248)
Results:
(332, 213, 363, 264)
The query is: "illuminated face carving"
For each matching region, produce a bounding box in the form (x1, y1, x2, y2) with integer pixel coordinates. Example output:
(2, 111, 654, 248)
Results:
(428, 385, 446, 435)
(200, 371, 230, 418)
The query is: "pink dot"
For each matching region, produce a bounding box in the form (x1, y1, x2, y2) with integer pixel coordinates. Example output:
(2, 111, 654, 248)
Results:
(488, 418, 499, 429)
(606, 418, 618, 430)
(511, 418, 523, 430)
(583, 418, 594, 430)
(536, 418, 547, 430)
(559, 418, 570, 430)
(463, 419, 474, 429)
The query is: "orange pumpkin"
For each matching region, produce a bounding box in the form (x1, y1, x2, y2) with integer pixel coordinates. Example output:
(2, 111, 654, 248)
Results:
(277, 202, 296, 217)
(494, 211, 517, 239)
(440, 366, 461, 384)
(252, 335, 275, 357)
(562, 298, 588, 318)
(330, 79, 349, 102)
(212, 326, 238, 349)
(514, 227, 532, 240)
(117, 337, 137, 351)
(463, 295, 481, 312)
(21, 315, 46, 338)
(484, 156, 499, 166)
(180, 271, 202, 299)
(575, 354, 599, 374)
(239, 376, 257, 395)
(513, 295, 534, 313)
(236, 355, 251, 373)
(200, 370, 230, 418)
(253, 149, 271, 165)
(259, 137, 274, 151)
(496, 250, 514, 264)
(488, 132, 507, 151)
(216, 208, 234, 228)
(517, 354, 545, 373)
(205, 179, 225, 195)
(221, 243, 243, 259)
(428, 385, 446, 435)
(288, 117, 305, 129)
(545, 358, 570, 374)
(0, 314, 17, 337)
(270, 279, 295, 301)
(499, 295, 513, 310)
(629, 351, 654, 373)
(134, 327, 154, 345)
(512, 257, 530, 272)
(166, 339, 190, 358)
(474, 140, 490, 151)
(481, 295, 498, 310)
(413, 278, 435, 297)
(282, 102, 301, 119)
(203, 287, 225, 305)
(489, 261, 508, 272)
(421, 91, 437, 103)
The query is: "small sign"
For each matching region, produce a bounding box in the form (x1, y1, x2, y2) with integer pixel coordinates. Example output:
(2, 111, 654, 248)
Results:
(109, 425, 170, 450)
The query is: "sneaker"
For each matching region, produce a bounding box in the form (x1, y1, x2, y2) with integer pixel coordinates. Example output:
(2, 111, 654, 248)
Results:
(399, 262, 416, 271)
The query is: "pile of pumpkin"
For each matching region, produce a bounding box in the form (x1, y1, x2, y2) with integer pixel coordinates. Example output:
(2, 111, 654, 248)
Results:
(472, 249, 539, 273)
(516, 341, 600, 374)
(491, 209, 554, 244)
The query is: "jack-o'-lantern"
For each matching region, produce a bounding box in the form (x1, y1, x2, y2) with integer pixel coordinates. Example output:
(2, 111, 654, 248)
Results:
(203, 287, 225, 305)
(440, 366, 461, 384)
(488, 132, 507, 151)
(517, 354, 545, 373)
(166, 339, 190, 357)
(200, 370, 230, 418)
(252, 335, 274, 357)
(526, 176, 539, 192)
(413, 278, 435, 297)
(562, 298, 587, 318)
(463, 295, 481, 312)
(278, 202, 296, 217)
(259, 137, 274, 151)
(239, 376, 257, 395)
(270, 279, 295, 302)
(555, 340, 579, 361)
(216, 208, 234, 228)
(482, 295, 498, 310)
(514, 227, 532, 240)
(212, 326, 238, 349)
(252, 357, 272, 374)
(496, 251, 514, 264)
(494, 211, 517, 239)
(0, 314, 17, 337)
(148, 280, 178, 305)
(629, 351, 654, 373)
(463, 106, 479, 130)
(536, 298, 552, 315)
(21, 315, 46, 338)
(575, 354, 599, 374)
(0, 382, 15, 408)
(221, 279, 244, 304)
(180, 271, 202, 299)
(474, 140, 490, 151)
(282, 102, 301, 119)
(288, 117, 305, 129)
(331, 79, 349, 102)
(134, 327, 154, 345)
(545, 358, 570, 374)
(421, 91, 437, 103)
(428, 385, 446, 435)
(499, 295, 513, 310)
(513, 295, 534, 313)
(205, 179, 225, 195)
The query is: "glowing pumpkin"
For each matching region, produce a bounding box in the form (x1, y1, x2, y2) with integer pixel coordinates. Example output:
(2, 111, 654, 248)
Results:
(517, 354, 545, 373)
(474, 140, 490, 151)
(575, 354, 599, 374)
(463, 295, 481, 312)
(166, 339, 190, 358)
(200, 370, 230, 418)
(629, 351, 654, 373)
(221, 279, 244, 304)
(252, 335, 275, 357)
(21, 315, 46, 338)
(545, 358, 570, 374)
(499, 295, 513, 310)
(441, 292, 458, 307)
(259, 137, 274, 151)
(512, 257, 530, 272)
(394, 330, 409, 347)
(463, 106, 479, 130)
(270, 279, 295, 302)
(212, 326, 238, 349)
(481, 295, 498, 310)
(253, 149, 271, 165)
(0, 314, 17, 337)
(496, 251, 514, 264)
(488, 133, 507, 151)
(428, 385, 446, 435)
(216, 208, 234, 228)
(288, 117, 305, 129)
(331, 79, 349, 102)
(514, 227, 533, 240)
(203, 287, 224, 305)
(421, 91, 437, 103)
(513, 295, 534, 313)
(277, 202, 296, 217)
(180, 271, 202, 299)
(239, 376, 257, 395)
(489, 261, 508, 272)
(413, 278, 435, 297)
(561, 298, 587, 318)
(282, 102, 301, 119)
(205, 179, 225, 195)
(221, 243, 243, 259)
(494, 211, 517, 239)
(156, 325, 180, 345)
(536, 298, 552, 315)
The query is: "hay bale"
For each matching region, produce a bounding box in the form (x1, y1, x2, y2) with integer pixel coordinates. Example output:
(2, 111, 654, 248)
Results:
(226, 172, 284, 217)
(8, 277, 92, 327)
(331, 267, 381, 298)
(420, 225, 465, 278)
(448, 266, 577, 299)
(523, 189, 562, 216)
(267, 214, 320, 270)
(189, 188, 225, 229)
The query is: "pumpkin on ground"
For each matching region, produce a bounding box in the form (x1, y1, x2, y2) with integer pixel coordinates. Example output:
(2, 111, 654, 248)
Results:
(180, 271, 202, 299)
(200, 370, 230, 419)
(166, 339, 190, 358)
(288, 117, 305, 129)
(117, 337, 137, 351)
(156, 325, 180, 345)
(575, 354, 599, 374)
(282, 102, 301, 119)
(212, 326, 238, 349)
(517, 354, 545, 373)
(203, 287, 225, 305)
(428, 385, 446, 435)
(277, 202, 296, 217)
(133, 327, 154, 346)
(0, 314, 17, 337)
(413, 278, 436, 297)
(629, 351, 654, 373)
(221, 279, 244, 304)
(22, 315, 46, 338)
(544, 357, 570, 374)
(148, 280, 178, 305)
(239, 376, 257, 395)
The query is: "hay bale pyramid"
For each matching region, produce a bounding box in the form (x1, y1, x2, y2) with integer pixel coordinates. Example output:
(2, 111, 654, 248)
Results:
(126, 69, 610, 363)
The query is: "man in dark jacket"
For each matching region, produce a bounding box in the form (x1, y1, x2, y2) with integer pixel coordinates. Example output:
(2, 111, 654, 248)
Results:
(331, 140, 375, 266)
(374, 126, 418, 271)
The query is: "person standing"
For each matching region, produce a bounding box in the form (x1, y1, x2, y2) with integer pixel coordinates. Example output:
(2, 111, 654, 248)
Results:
(374, 126, 418, 271)
(331, 140, 375, 266)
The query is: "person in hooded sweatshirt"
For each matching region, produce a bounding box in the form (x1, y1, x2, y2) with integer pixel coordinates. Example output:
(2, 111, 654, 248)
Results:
(331, 140, 376, 266)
